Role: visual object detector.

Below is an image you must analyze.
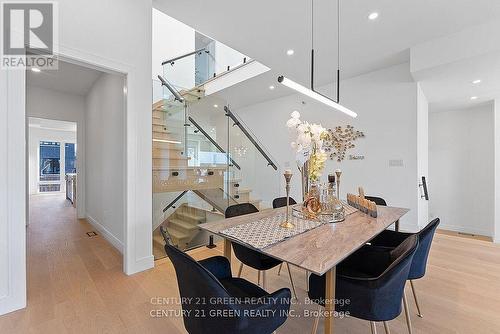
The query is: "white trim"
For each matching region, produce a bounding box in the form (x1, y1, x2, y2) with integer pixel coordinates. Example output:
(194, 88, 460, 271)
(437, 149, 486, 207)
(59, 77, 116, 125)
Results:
(86, 215, 124, 253)
(0, 67, 27, 315)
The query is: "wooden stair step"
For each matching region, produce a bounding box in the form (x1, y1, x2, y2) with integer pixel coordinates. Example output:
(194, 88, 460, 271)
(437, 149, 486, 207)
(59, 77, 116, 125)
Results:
(166, 226, 190, 241)
(169, 218, 199, 233)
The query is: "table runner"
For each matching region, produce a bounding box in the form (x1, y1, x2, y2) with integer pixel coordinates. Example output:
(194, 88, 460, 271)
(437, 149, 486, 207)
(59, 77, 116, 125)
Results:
(220, 212, 324, 250)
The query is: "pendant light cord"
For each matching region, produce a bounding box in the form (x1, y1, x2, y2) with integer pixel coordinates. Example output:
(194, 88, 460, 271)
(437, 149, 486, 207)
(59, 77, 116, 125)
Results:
(310, 0, 314, 90)
(336, 0, 340, 103)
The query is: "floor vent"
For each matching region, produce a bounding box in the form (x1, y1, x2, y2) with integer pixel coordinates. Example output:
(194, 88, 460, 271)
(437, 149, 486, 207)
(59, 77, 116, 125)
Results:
(86, 231, 98, 237)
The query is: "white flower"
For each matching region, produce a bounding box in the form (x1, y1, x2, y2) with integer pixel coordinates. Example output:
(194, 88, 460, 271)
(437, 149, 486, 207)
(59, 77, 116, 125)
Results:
(291, 110, 301, 119)
(286, 117, 301, 128)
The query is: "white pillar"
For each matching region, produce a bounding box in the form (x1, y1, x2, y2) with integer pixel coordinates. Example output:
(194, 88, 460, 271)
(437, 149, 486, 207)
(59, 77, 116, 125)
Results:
(494, 99, 500, 243)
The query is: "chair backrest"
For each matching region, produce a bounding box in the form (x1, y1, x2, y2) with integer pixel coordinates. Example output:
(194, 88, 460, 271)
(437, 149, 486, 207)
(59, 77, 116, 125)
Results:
(225, 203, 259, 218)
(409, 218, 440, 279)
(365, 196, 387, 206)
(164, 241, 242, 333)
(272, 197, 297, 209)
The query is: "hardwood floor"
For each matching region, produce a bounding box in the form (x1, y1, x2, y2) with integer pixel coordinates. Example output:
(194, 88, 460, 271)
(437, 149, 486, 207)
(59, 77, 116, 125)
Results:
(1, 194, 500, 333)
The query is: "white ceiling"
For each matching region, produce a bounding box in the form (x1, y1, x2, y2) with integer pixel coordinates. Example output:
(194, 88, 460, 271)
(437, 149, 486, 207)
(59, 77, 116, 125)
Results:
(154, 0, 500, 111)
(154, 0, 500, 86)
(27, 60, 102, 96)
(28, 117, 77, 132)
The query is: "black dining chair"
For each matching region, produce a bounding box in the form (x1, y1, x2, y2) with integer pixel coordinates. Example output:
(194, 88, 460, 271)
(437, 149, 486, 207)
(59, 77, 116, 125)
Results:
(226, 203, 298, 300)
(272, 196, 297, 209)
(160, 226, 291, 334)
(369, 218, 440, 333)
(308, 234, 419, 334)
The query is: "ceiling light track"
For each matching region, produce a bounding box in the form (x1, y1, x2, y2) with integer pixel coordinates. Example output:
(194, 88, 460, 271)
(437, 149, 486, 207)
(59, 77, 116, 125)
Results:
(278, 0, 357, 118)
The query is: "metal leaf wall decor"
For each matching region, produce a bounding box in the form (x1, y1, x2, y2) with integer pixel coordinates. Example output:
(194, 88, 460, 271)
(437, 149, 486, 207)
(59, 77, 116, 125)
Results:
(324, 125, 365, 162)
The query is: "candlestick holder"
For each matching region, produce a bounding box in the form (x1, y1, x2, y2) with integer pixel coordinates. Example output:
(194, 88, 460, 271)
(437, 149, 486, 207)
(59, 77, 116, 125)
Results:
(280, 170, 295, 228)
(335, 169, 342, 200)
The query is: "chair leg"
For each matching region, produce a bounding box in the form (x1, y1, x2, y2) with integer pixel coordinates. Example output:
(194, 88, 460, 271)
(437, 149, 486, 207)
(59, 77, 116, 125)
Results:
(306, 270, 310, 291)
(237, 263, 243, 278)
(370, 321, 378, 334)
(311, 305, 321, 334)
(402, 290, 413, 334)
(410, 280, 423, 318)
(262, 270, 267, 290)
(286, 263, 298, 300)
(278, 263, 283, 276)
(258, 270, 261, 286)
(383, 321, 390, 334)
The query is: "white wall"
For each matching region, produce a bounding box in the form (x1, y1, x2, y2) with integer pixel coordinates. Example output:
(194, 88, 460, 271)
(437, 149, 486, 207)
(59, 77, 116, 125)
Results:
(1, 0, 153, 315)
(28, 127, 77, 195)
(417, 83, 429, 227)
(85, 73, 126, 251)
(429, 105, 494, 236)
(26, 86, 85, 216)
(235, 63, 420, 230)
(0, 68, 26, 315)
(152, 8, 195, 89)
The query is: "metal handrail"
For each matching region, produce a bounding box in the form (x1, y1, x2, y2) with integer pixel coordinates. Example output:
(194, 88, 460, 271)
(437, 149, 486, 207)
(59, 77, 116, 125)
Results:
(224, 106, 278, 170)
(161, 48, 209, 66)
(162, 190, 188, 213)
(157, 75, 184, 103)
(188, 116, 241, 170)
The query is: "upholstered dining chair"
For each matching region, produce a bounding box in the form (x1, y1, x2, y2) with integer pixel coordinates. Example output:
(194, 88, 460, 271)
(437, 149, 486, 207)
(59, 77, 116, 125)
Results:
(369, 218, 441, 333)
(308, 235, 419, 334)
(225, 203, 298, 300)
(161, 226, 291, 334)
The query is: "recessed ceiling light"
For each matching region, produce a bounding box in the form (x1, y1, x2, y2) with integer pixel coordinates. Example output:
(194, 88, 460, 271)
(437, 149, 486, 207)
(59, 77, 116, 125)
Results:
(286, 49, 294, 56)
(472, 79, 481, 84)
(31, 67, 41, 73)
(269, 85, 275, 90)
(213, 104, 218, 108)
(470, 96, 478, 100)
(368, 12, 379, 20)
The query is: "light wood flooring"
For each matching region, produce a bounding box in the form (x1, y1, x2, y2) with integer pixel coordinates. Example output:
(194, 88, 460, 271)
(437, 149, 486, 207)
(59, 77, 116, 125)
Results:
(1, 194, 500, 333)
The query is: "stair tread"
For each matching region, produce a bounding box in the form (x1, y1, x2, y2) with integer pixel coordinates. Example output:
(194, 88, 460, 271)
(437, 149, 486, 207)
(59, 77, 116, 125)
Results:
(166, 226, 190, 240)
(176, 211, 206, 222)
(169, 218, 199, 231)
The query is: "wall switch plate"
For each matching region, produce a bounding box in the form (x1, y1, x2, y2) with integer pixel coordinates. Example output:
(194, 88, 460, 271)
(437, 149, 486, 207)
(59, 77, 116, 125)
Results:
(389, 159, 404, 167)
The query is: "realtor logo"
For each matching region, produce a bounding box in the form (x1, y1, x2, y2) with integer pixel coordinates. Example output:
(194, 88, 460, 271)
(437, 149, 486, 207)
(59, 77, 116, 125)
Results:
(1, 1, 58, 69)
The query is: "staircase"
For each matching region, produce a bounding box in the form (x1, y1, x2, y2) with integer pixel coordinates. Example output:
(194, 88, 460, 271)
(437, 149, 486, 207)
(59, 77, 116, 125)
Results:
(151, 86, 266, 259)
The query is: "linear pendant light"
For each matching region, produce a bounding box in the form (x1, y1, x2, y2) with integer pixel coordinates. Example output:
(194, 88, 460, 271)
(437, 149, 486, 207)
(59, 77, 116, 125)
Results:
(278, 76, 357, 118)
(278, 0, 357, 118)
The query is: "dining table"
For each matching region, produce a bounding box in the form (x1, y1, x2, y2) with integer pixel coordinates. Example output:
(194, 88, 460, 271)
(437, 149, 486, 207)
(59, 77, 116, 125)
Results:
(199, 204, 409, 334)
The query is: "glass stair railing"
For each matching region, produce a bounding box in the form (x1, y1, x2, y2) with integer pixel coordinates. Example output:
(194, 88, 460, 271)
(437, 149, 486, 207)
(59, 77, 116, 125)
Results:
(152, 38, 280, 260)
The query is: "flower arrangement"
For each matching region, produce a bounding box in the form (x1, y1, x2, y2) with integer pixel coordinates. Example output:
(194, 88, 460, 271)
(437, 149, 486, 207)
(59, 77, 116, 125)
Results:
(286, 111, 328, 182)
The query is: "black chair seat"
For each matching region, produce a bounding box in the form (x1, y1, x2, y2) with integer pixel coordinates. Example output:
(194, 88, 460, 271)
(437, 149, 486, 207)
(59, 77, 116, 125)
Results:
(232, 243, 282, 270)
(220, 277, 269, 299)
(308, 235, 419, 322)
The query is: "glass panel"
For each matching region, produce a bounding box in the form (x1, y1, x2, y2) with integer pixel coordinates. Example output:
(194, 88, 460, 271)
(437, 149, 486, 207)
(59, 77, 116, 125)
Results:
(65, 143, 77, 174)
(227, 113, 281, 210)
(39, 141, 60, 181)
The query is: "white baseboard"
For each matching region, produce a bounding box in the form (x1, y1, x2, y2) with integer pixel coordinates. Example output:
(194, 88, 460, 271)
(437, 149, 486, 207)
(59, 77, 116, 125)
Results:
(86, 215, 124, 253)
(439, 223, 492, 238)
(125, 255, 155, 276)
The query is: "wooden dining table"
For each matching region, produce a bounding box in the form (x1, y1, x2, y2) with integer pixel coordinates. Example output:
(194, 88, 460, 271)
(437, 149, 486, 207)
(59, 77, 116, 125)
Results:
(199, 205, 409, 334)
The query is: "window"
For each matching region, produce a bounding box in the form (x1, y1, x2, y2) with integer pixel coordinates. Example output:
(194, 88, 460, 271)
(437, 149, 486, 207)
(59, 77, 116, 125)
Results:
(65, 143, 77, 174)
(39, 141, 60, 182)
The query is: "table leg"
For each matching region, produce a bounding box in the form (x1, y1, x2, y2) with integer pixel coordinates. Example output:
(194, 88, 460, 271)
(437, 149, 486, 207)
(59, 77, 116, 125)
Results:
(324, 267, 336, 334)
(395, 220, 400, 232)
(224, 239, 232, 263)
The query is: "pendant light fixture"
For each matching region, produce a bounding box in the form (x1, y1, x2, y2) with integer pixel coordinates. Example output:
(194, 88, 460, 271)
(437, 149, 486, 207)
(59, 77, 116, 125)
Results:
(278, 0, 357, 118)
